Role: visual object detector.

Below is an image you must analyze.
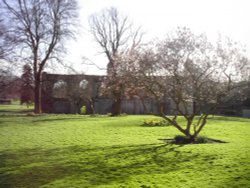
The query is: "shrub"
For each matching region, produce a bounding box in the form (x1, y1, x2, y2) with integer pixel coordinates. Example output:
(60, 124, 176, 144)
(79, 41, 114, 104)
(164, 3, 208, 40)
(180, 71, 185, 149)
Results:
(80, 106, 86, 114)
(143, 119, 169, 127)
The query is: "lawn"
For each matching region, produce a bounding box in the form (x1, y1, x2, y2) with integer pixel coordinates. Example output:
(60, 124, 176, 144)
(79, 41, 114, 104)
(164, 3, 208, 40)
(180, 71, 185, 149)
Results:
(0, 103, 250, 188)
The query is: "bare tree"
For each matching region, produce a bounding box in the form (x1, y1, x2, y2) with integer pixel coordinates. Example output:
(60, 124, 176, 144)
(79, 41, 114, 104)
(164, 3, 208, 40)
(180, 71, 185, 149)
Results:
(135, 27, 243, 143)
(0, 17, 13, 60)
(89, 7, 142, 115)
(2, 0, 78, 113)
(216, 36, 250, 89)
(0, 19, 6, 60)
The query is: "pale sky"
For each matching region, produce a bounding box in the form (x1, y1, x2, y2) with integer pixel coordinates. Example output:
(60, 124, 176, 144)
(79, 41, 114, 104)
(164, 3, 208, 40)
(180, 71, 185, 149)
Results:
(64, 0, 250, 75)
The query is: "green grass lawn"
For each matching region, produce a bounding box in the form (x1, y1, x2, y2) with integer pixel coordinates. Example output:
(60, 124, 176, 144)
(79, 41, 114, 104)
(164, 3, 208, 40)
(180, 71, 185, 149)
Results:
(0, 104, 250, 188)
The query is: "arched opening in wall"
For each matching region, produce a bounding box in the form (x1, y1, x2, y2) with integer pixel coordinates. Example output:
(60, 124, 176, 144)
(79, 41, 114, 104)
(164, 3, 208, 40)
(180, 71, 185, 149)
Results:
(79, 79, 88, 90)
(79, 79, 95, 114)
(80, 105, 86, 114)
(53, 80, 67, 98)
(79, 100, 94, 115)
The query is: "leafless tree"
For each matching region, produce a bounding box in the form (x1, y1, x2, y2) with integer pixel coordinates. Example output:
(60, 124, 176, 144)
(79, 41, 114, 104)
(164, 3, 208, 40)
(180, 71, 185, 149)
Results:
(216, 36, 250, 88)
(0, 19, 6, 60)
(2, 0, 78, 113)
(89, 7, 143, 115)
(135, 27, 242, 142)
(214, 36, 250, 113)
(0, 17, 13, 60)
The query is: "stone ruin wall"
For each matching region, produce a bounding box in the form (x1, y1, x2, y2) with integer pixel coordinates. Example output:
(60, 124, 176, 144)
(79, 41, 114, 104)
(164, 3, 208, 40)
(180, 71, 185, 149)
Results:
(41, 72, 102, 114)
(41, 72, 180, 115)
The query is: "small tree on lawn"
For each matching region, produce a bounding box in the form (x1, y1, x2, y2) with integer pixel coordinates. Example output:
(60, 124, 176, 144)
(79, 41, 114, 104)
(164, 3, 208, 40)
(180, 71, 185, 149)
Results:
(135, 27, 249, 143)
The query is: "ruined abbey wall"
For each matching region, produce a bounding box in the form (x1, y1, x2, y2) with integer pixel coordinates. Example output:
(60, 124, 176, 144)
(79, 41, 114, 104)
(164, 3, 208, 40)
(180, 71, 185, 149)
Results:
(41, 72, 168, 114)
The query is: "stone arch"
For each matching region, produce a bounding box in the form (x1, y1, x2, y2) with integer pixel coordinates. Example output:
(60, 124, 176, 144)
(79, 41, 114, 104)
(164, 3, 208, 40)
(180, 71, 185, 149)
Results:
(79, 79, 89, 90)
(78, 79, 94, 114)
(53, 80, 67, 98)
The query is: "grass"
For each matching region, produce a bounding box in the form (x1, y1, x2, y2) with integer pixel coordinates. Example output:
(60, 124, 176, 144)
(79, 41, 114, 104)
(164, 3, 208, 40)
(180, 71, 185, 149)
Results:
(0, 101, 33, 115)
(0, 103, 250, 187)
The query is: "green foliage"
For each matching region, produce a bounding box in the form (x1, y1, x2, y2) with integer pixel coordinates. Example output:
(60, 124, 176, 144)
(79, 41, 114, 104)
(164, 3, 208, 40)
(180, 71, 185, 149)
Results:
(143, 119, 169, 126)
(0, 105, 250, 187)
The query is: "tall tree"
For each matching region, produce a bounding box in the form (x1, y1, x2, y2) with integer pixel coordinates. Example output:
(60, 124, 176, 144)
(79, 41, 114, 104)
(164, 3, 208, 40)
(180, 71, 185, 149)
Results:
(2, 0, 78, 113)
(89, 7, 142, 115)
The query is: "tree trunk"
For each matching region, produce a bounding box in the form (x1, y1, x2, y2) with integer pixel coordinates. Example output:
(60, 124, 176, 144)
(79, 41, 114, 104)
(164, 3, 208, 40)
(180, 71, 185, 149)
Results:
(34, 78, 42, 114)
(90, 99, 95, 114)
(139, 97, 149, 114)
(86, 100, 94, 114)
(188, 135, 196, 143)
(112, 97, 122, 116)
(193, 101, 196, 115)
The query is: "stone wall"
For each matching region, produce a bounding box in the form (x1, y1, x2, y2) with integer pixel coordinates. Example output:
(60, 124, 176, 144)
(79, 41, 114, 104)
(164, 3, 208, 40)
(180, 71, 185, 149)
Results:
(41, 72, 103, 113)
(41, 72, 174, 114)
(242, 109, 250, 118)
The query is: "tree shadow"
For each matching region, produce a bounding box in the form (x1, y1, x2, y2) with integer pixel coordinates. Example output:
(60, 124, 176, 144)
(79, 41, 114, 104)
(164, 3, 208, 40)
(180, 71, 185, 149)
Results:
(30, 115, 116, 123)
(0, 143, 216, 187)
(31, 117, 86, 123)
(159, 138, 228, 145)
(207, 116, 250, 122)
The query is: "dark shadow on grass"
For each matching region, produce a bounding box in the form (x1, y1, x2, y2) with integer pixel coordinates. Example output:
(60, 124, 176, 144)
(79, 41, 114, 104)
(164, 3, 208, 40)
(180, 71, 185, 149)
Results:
(30, 116, 115, 123)
(207, 115, 250, 122)
(159, 137, 228, 145)
(0, 143, 217, 188)
(31, 117, 85, 123)
(222, 171, 250, 188)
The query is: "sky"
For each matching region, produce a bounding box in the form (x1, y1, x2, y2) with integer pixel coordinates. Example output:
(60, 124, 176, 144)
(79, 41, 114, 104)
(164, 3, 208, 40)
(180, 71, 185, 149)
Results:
(64, 0, 250, 75)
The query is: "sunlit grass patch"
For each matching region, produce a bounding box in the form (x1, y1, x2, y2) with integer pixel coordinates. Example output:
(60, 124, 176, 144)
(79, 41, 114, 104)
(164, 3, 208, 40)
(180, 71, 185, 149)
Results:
(0, 105, 250, 187)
